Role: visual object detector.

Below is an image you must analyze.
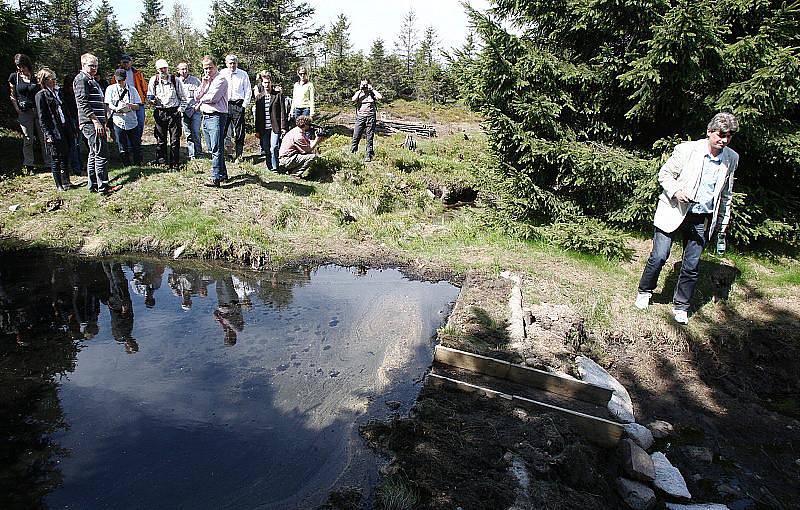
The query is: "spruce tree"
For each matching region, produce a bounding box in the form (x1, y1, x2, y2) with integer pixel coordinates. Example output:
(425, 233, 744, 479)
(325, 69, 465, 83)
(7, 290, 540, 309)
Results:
(462, 0, 800, 252)
(126, 0, 166, 71)
(86, 0, 125, 74)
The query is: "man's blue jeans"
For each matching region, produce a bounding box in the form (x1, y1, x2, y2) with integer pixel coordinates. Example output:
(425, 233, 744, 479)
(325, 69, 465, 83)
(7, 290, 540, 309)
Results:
(203, 112, 228, 181)
(259, 130, 282, 170)
(112, 124, 142, 165)
(638, 213, 709, 311)
(182, 111, 203, 158)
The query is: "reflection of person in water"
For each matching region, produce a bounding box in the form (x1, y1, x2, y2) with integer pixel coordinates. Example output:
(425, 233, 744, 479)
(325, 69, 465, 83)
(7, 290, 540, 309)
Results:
(167, 267, 208, 311)
(103, 262, 138, 354)
(70, 261, 107, 340)
(129, 261, 164, 308)
(214, 274, 244, 346)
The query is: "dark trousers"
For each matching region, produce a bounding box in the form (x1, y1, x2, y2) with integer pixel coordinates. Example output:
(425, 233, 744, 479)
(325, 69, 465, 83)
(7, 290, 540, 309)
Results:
(638, 213, 710, 311)
(351, 113, 376, 157)
(226, 101, 245, 159)
(113, 124, 142, 165)
(46, 138, 71, 188)
(153, 107, 182, 167)
(81, 123, 109, 191)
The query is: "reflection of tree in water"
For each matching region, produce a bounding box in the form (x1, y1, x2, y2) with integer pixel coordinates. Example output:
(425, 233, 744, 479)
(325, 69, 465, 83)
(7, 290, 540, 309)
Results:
(0, 254, 83, 509)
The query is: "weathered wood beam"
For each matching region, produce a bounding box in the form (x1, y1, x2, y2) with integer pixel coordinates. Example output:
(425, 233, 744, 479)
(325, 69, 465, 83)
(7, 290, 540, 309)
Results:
(427, 373, 623, 447)
(434, 345, 612, 406)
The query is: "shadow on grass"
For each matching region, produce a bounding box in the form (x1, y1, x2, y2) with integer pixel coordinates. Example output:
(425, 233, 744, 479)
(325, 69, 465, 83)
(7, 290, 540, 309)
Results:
(222, 173, 316, 196)
(652, 259, 741, 309)
(617, 255, 800, 508)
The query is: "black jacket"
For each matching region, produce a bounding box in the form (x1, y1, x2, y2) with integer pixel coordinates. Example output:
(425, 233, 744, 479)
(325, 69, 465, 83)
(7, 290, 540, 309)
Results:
(35, 87, 74, 143)
(254, 89, 288, 135)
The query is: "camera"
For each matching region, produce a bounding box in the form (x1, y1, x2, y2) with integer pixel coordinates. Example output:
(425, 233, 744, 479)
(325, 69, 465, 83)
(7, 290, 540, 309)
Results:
(311, 123, 333, 138)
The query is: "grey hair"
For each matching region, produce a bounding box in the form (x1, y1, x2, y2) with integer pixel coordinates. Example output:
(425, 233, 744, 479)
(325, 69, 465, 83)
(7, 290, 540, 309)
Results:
(707, 112, 739, 134)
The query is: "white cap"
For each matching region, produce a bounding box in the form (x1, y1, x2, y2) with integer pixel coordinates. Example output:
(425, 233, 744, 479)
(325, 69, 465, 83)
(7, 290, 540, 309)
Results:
(155, 59, 169, 70)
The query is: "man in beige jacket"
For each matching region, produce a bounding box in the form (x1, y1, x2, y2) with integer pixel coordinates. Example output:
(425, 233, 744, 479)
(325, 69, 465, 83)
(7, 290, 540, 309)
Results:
(635, 112, 739, 324)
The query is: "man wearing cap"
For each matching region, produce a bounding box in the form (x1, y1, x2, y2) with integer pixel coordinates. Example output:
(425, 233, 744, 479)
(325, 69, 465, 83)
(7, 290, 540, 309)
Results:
(73, 53, 122, 194)
(176, 62, 203, 160)
(194, 56, 229, 187)
(219, 54, 251, 162)
(119, 54, 148, 143)
(105, 68, 143, 166)
(147, 59, 187, 170)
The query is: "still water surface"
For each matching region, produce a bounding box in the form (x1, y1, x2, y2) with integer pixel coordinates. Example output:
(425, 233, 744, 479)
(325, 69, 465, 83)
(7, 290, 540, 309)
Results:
(0, 253, 458, 509)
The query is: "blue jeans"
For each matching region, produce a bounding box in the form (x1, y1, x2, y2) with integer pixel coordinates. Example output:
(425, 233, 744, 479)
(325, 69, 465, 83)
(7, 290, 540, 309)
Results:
(112, 124, 142, 165)
(68, 121, 82, 174)
(203, 112, 228, 181)
(638, 213, 709, 311)
(259, 130, 282, 170)
(182, 111, 203, 158)
(292, 107, 310, 119)
(135, 107, 145, 145)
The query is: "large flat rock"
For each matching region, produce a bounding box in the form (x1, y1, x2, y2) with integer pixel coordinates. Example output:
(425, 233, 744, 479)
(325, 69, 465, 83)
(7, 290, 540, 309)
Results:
(651, 452, 691, 499)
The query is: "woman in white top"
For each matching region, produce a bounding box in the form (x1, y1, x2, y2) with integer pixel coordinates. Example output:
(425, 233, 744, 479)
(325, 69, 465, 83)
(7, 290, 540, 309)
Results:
(105, 68, 143, 166)
(290, 66, 315, 120)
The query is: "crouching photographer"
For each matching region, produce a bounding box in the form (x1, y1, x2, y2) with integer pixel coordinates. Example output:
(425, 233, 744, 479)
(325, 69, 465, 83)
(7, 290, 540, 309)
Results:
(278, 114, 327, 178)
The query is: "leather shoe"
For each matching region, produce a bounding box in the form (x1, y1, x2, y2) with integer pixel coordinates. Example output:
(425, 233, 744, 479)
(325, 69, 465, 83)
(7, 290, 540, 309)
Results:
(203, 179, 220, 188)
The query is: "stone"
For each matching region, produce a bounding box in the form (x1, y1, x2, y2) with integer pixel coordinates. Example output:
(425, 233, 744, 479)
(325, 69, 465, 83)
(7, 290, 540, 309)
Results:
(615, 477, 656, 510)
(576, 355, 635, 423)
(385, 400, 401, 410)
(665, 504, 729, 510)
(716, 483, 741, 498)
(620, 439, 655, 481)
(648, 420, 674, 439)
(682, 446, 713, 463)
(624, 423, 655, 450)
(651, 452, 692, 499)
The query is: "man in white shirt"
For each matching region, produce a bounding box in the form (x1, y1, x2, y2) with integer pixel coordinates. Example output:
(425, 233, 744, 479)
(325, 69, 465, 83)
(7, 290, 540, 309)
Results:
(147, 59, 187, 169)
(105, 68, 143, 165)
(177, 62, 203, 160)
(219, 54, 252, 162)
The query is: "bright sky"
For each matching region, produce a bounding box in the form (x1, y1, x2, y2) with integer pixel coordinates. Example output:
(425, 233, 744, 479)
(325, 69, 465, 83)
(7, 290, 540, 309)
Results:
(108, 0, 490, 53)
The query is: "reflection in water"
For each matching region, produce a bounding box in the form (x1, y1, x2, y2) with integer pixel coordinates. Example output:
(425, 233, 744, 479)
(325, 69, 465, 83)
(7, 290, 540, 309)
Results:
(0, 252, 458, 509)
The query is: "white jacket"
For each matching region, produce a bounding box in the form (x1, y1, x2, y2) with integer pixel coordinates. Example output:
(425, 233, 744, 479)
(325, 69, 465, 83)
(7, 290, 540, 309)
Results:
(654, 139, 738, 238)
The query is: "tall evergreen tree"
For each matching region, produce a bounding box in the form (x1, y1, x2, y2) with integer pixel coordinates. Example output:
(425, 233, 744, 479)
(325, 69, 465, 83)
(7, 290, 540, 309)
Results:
(33, 0, 91, 79)
(126, 0, 166, 70)
(86, 0, 125, 74)
(394, 9, 418, 80)
(461, 0, 800, 251)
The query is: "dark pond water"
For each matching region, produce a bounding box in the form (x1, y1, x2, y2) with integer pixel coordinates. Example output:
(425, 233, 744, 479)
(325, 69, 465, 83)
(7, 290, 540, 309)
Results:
(0, 252, 459, 509)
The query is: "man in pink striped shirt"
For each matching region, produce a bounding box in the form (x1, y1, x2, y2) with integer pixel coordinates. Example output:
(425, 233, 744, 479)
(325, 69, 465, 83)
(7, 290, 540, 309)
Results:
(194, 56, 229, 187)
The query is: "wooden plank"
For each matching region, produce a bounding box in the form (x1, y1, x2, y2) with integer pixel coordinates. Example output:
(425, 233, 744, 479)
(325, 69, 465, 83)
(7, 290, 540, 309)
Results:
(428, 373, 623, 447)
(427, 373, 512, 401)
(434, 345, 612, 406)
(511, 394, 623, 447)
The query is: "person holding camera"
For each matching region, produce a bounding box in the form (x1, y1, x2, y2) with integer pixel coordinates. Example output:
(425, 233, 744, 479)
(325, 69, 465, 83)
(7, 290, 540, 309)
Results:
(351, 78, 382, 162)
(147, 59, 187, 170)
(278, 115, 324, 178)
(35, 68, 75, 191)
(105, 68, 143, 166)
(253, 71, 288, 171)
(9, 53, 51, 172)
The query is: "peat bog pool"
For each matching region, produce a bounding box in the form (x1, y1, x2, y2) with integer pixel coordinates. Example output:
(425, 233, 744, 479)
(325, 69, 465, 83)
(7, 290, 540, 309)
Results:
(0, 252, 459, 509)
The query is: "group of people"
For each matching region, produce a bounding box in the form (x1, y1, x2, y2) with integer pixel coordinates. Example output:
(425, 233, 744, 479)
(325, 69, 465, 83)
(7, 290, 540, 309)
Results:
(9, 51, 382, 192)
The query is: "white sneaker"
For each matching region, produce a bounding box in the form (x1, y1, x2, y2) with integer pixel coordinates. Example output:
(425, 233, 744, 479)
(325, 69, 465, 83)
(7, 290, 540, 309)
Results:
(673, 309, 689, 325)
(634, 292, 651, 309)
